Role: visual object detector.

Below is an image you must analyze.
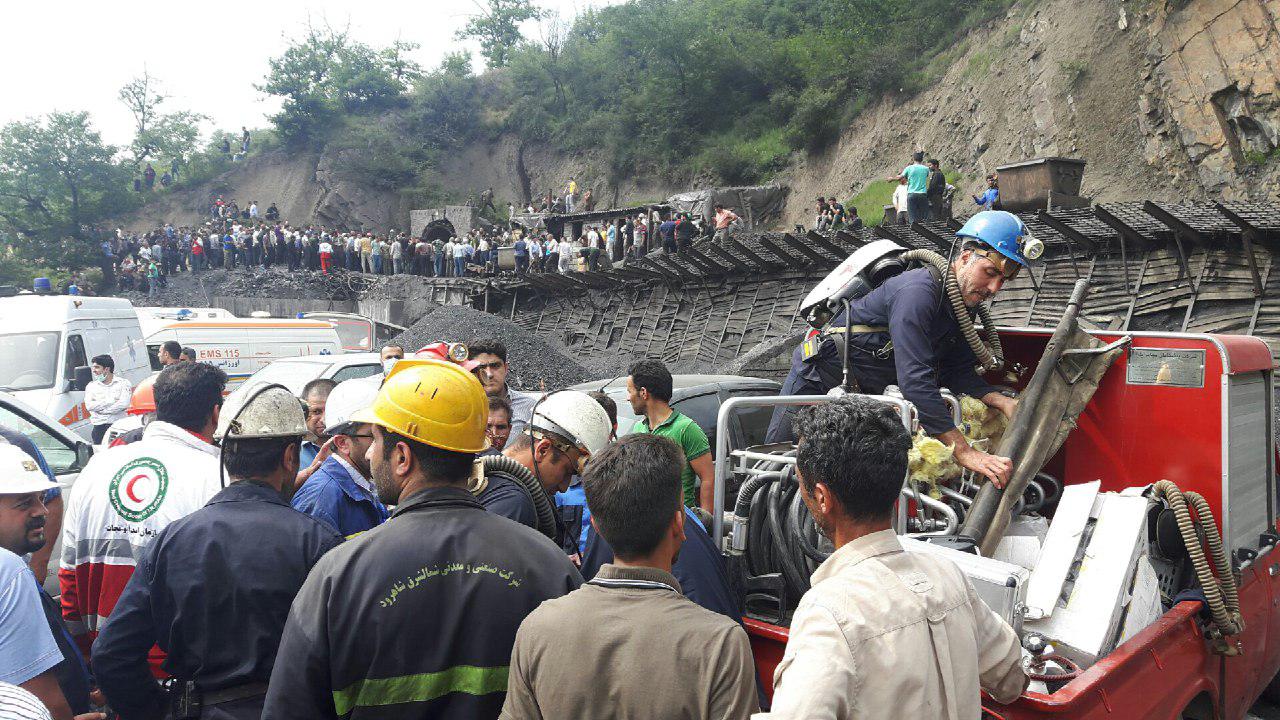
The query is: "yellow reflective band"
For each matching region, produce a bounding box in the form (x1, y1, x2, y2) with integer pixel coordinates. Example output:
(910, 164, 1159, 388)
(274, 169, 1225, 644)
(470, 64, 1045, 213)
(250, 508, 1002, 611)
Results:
(333, 665, 510, 716)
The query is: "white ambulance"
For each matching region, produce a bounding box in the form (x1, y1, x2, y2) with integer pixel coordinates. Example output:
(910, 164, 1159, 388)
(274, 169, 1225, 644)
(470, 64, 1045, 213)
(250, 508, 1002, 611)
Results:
(144, 318, 343, 390)
(0, 294, 151, 440)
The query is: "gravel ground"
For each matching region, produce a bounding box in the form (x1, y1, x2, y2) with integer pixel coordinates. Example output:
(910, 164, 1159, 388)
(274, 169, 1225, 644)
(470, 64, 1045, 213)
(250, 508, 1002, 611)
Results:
(121, 267, 370, 307)
(391, 303, 595, 391)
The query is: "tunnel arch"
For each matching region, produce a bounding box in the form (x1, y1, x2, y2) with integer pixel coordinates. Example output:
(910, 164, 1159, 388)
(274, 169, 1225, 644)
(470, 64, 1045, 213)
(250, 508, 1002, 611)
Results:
(421, 218, 456, 243)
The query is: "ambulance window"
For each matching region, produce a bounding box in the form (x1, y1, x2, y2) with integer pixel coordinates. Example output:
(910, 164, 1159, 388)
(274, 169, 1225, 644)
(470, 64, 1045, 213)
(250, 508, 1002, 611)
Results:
(331, 364, 381, 384)
(0, 405, 78, 476)
(147, 345, 162, 371)
(63, 335, 87, 381)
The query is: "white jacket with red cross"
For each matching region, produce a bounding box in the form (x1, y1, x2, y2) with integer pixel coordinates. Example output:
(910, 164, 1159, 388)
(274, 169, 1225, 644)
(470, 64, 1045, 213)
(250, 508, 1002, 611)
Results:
(58, 420, 222, 668)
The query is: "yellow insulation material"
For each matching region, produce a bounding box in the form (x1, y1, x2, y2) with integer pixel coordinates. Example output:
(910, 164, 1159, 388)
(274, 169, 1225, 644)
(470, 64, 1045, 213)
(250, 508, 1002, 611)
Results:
(907, 394, 1010, 491)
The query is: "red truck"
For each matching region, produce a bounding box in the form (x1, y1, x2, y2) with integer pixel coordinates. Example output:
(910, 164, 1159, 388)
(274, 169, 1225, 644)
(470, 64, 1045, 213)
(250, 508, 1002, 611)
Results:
(723, 327, 1280, 719)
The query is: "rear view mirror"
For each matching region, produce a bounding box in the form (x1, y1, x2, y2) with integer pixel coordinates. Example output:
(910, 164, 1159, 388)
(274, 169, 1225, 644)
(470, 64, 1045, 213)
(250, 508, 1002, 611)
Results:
(74, 441, 93, 469)
(72, 366, 92, 392)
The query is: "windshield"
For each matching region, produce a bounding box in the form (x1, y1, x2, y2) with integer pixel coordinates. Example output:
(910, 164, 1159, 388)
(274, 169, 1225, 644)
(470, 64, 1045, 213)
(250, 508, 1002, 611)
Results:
(329, 319, 374, 352)
(0, 332, 61, 391)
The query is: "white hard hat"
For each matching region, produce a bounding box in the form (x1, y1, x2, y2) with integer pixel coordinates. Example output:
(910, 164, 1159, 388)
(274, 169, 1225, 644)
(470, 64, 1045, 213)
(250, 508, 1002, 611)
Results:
(0, 444, 58, 495)
(324, 376, 382, 436)
(530, 390, 612, 457)
(215, 383, 308, 441)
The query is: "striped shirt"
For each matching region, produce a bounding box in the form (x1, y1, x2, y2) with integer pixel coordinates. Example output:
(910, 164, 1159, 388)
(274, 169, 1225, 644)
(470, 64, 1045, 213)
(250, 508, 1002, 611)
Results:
(0, 682, 53, 720)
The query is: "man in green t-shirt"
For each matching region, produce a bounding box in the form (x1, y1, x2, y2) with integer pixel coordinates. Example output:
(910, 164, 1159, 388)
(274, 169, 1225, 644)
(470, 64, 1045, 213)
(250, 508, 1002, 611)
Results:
(890, 150, 932, 224)
(626, 360, 714, 512)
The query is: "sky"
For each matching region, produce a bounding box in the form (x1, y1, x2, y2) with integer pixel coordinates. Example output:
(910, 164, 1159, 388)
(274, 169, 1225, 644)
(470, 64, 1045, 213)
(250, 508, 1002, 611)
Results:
(0, 0, 612, 147)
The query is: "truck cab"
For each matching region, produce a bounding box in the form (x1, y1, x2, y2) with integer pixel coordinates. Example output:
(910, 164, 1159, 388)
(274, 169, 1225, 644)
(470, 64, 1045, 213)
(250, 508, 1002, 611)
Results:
(726, 327, 1280, 719)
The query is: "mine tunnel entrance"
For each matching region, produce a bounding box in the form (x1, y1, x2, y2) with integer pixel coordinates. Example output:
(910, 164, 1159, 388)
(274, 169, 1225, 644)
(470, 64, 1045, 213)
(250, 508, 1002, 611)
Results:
(421, 218, 456, 243)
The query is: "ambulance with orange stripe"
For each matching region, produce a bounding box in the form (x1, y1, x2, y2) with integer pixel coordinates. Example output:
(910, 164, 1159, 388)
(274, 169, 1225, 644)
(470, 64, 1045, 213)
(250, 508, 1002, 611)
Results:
(143, 318, 343, 391)
(0, 294, 151, 441)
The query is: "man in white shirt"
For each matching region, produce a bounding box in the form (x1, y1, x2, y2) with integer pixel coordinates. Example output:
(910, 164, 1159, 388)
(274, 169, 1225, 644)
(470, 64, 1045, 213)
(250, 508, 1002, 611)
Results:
(558, 237, 573, 273)
(444, 238, 457, 277)
(84, 355, 132, 445)
(758, 396, 1026, 719)
(891, 178, 909, 225)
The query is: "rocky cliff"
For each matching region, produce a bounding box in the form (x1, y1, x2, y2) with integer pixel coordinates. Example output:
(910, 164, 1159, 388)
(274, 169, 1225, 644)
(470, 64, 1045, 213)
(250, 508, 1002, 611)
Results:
(120, 0, 1279, 233)
(780, 0, 1280, 226)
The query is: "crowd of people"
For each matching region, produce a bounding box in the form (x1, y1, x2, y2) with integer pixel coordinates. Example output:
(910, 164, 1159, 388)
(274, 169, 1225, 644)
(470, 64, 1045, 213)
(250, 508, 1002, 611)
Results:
(0, 331, 1028, 719)
(102, 197, 741, 295)
(884, 151, 1002, 226)
(7, 218, 1044, 720)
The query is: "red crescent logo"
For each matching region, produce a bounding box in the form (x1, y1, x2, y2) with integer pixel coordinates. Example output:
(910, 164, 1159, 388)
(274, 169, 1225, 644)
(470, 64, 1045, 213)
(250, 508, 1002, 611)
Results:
(126, 474, 147, 503)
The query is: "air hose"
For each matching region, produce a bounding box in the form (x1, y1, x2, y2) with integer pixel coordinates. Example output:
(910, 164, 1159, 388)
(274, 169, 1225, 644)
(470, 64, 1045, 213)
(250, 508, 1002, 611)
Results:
(900, 248, 1004, 372)
(480, 454, 558, 540)
(1150, 480, 1244, 647)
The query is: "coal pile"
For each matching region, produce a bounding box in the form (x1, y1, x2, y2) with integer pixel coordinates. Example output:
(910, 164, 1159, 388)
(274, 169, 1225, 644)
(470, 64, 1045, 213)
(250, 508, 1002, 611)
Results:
(122, 267, 371, 307)
(391, 304, 596, 390)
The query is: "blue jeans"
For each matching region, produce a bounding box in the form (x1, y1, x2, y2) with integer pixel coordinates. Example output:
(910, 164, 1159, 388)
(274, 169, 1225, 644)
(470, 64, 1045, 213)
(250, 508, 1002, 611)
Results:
(434, 255, 444, 276)
(455, 258, 465, 276)
(906, 193, 930, 224)
(372, 255, 382, 274)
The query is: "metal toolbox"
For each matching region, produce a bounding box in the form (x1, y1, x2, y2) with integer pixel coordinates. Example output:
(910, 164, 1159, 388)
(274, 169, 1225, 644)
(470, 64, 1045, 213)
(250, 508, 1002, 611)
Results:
(901, 536, 1030, 634)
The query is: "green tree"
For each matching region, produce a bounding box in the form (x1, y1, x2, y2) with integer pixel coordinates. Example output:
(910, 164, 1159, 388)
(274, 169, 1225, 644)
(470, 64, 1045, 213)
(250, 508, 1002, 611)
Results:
(118, 71, 208, 163)
(0, 112, 135, 269)
(261, 24, 421, 145)
(457, 0, 542, 68)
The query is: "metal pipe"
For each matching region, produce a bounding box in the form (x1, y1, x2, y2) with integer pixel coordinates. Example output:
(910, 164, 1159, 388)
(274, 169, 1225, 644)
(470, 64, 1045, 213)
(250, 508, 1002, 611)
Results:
(731, 450, 798, 466)
(903, 486, 960, 536)
(938, 485, 974, 507)
(712, 393, 916, 546)
(961, 279, 1092, 554)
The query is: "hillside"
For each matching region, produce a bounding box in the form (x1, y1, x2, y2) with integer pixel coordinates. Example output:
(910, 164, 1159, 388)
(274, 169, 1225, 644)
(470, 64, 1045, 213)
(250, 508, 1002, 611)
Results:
(118, 0, 1279, 233)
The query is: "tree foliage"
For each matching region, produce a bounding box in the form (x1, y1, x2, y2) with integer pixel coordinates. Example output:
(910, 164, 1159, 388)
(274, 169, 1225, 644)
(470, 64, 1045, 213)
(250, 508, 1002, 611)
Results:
(262, 0, 1014, 186)
(118, 71, 208, 163)
(0, 112, 136, 269)
(260, 23, 422, 146)
(457, 0, 542, 69)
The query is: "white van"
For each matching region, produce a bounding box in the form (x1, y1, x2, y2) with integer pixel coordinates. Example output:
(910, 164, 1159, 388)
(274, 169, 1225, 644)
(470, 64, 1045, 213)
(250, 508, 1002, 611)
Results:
(145, 319, 343, 390)
(0, 295, 151, 440)
(135, 306, 236, 338)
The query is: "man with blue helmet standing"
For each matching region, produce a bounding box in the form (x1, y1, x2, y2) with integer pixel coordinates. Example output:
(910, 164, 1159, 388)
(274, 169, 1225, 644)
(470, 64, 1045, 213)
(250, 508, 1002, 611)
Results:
(765, 210, 1029, 487)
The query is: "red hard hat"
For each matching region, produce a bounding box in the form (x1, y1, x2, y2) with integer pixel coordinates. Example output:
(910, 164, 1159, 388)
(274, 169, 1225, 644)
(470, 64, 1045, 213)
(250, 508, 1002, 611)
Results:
(415, 342, 481, 372)
(128, 375, 157, 416)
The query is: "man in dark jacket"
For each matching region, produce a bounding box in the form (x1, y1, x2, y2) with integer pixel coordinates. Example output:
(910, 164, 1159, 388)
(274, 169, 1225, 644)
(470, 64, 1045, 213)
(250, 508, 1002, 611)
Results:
(263, 360, 581, 720)
(766, 212, 1026, 486)
(92, 385, 342, 719)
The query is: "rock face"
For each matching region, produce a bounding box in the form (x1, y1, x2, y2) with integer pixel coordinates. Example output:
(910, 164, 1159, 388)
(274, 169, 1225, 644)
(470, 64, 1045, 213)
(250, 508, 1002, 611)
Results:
(119, 147, 405, 232)
(1141, 0, 1280, 197)
(778, 0, 1280, 227)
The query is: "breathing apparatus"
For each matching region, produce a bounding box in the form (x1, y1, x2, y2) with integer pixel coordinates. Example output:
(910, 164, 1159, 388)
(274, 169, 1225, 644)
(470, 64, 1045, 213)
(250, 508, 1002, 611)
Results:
(797, 210, 1042, 377)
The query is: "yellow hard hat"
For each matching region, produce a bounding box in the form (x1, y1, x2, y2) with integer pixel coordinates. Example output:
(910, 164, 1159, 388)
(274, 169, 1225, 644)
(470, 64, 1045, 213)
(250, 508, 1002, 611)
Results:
(350, 358, 489, 453)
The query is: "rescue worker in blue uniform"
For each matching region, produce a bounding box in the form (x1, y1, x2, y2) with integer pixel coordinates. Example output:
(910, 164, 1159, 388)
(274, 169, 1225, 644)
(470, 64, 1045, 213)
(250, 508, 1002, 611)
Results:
(291, 378, 388, 537)
(477, 390, 612, 554)
(766, 211, 1026, 486)
(92, 384, 343, 719)
(263, 360, 582, 720)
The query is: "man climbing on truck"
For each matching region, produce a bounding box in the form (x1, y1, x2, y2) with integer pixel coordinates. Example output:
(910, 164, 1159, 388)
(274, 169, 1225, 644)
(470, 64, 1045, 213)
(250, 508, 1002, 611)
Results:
(765, 210, 1026, 487)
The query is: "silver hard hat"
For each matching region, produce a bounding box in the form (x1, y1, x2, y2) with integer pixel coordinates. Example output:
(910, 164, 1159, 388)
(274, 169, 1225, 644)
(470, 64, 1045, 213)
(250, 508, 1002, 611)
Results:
(215, 383, 307, 441)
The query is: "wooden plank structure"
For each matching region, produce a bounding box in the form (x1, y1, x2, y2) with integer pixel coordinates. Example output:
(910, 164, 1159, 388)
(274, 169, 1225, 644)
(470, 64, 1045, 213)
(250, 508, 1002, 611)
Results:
(490, 201, 1280, 370)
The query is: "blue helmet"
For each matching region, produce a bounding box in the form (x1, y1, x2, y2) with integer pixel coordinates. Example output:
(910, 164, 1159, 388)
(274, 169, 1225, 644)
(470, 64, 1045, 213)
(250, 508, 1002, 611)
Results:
(956, 211, 1029, 266)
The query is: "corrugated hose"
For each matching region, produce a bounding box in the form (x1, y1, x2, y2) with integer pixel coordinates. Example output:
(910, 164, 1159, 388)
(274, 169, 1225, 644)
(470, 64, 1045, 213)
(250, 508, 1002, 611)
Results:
(1151, 479, 1244, 649)
(900, 248, 1004, 373)
(480, 454, 558, 540)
